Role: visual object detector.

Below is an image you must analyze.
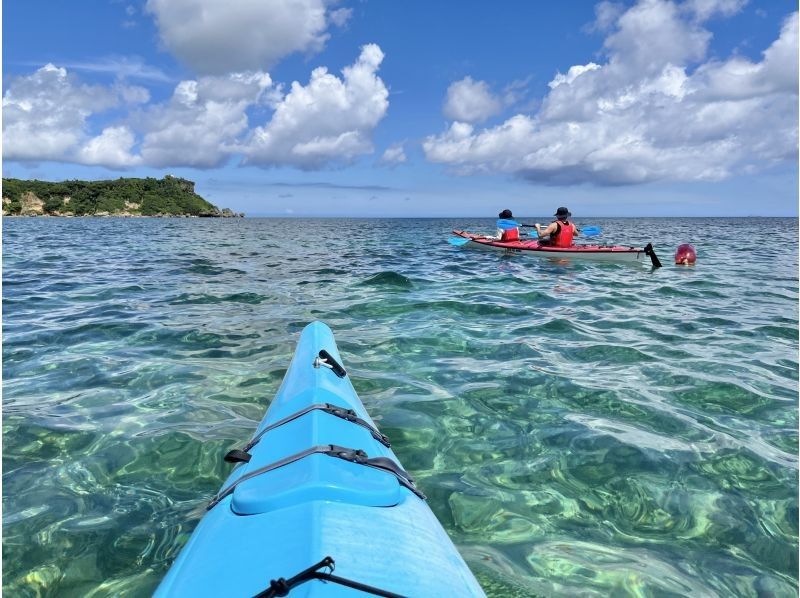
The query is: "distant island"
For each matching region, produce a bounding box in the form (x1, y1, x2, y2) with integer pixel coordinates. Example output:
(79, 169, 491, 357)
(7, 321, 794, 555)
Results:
(2, 176, 243, 218)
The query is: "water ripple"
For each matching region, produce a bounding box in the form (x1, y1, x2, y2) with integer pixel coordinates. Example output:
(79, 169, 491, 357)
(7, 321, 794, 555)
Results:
(3, 217, 798, 596)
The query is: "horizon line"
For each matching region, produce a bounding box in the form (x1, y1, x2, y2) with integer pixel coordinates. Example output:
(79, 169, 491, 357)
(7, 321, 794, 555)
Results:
(239, 214, 799, 219)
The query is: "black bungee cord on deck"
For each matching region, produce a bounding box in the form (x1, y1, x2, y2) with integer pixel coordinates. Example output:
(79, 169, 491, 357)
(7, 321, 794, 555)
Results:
(253, 557, 406, 598)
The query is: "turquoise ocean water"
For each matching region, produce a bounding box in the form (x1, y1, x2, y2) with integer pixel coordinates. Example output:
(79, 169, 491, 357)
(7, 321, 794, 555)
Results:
(3, 217, 798, 596)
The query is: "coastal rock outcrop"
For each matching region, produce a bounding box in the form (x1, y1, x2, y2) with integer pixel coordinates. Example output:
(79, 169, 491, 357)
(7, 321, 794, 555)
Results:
(20, 191, 44, 216)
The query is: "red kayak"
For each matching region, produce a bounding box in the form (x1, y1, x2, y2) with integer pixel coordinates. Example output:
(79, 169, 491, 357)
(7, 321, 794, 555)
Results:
(451, 230, 662, 267)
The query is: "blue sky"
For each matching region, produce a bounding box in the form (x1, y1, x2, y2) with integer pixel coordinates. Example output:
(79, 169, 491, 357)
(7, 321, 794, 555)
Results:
(3, 0, 798, 216)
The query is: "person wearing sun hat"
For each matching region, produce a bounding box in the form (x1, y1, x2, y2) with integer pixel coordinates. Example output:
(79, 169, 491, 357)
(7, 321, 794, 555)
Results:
(494, 208, 521, 241)
(534, 207, 578, 247)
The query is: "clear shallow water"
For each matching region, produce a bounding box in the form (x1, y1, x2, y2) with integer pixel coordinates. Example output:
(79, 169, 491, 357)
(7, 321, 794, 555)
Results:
(3, 217, 798, 597)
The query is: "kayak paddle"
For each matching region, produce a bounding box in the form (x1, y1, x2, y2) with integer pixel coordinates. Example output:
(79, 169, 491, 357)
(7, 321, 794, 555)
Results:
(521, 223, 602, 237)
(447, 236, 472, 246)
(524, 227, 601, 238)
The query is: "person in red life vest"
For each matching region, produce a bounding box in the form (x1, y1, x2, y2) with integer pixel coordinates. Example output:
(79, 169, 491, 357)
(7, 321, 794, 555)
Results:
(495, 209, 521, 241)
(534, 207, 577, 247)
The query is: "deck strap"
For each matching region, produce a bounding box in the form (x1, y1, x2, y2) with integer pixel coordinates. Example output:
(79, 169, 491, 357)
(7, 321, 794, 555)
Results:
(223, 403, 390, 465)
(210, 444, 425, 510)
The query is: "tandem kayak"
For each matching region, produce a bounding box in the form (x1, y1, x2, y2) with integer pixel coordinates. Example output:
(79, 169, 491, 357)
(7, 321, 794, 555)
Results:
(451, 230, 662, 267)
(156, 322, 484, 597)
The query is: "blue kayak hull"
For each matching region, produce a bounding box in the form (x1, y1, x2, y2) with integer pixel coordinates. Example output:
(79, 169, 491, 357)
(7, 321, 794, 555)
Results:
(156, 321, 484, 597)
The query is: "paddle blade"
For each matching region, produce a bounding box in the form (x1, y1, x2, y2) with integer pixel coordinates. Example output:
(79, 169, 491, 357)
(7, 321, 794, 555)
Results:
(448, 236, 472, 246)
(644, 243, 662, 268)
(580, 226, 601, 237)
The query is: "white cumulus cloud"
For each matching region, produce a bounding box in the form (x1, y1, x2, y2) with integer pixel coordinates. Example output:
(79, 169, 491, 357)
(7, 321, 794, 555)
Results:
(3, 44, 387, 171)
(590, 1, 626, 32)
(239, 44, 389, 169)
(79, 126, 141, 168)
(684, 0, 748, 21)
(2, 64, 146, 163)
(136, 72, 274, 168)
(145, 0, 349, 75)
(329, 7, 353, 27)
(423, 1, 798, 186)
(443, 76, 503, 123)
(380, 143, 407, 165)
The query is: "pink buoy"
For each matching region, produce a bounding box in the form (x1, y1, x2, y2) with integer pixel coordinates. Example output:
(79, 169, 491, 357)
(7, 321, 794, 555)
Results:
(674, 243, 697, 265)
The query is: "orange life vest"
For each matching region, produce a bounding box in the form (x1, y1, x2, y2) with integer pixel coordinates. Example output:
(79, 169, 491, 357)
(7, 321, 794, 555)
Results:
(501, 228, 520, 242)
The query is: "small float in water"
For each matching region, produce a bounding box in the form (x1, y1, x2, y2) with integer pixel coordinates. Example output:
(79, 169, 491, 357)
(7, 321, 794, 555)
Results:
(674, 244, 697, 265)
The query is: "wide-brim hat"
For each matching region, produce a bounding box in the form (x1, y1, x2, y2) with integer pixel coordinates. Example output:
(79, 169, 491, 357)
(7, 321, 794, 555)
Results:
(554, 207, 571, 218)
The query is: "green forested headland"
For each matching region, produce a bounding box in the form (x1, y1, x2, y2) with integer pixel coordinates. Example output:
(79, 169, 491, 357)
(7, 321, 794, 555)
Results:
(2, 176, 242, 217)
